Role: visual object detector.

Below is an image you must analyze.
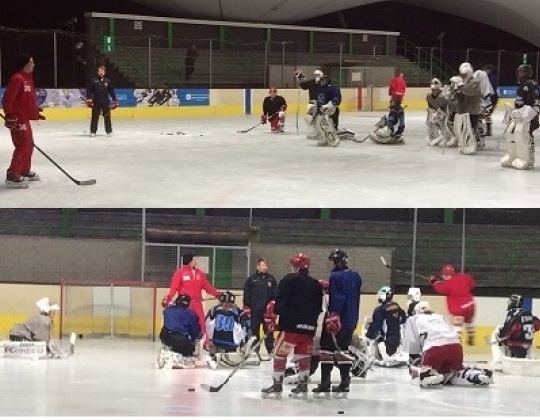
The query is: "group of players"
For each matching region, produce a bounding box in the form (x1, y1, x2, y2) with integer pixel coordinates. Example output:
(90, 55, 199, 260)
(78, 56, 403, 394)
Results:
(157, 249, 540, 399)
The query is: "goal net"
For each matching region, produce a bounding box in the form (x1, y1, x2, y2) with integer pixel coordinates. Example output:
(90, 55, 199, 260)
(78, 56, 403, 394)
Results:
(59, 280, 157, 340)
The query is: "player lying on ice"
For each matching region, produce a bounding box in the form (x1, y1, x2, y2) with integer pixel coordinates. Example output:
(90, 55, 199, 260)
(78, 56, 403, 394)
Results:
(205, 291, 256, 369)
(403, 301, 493, 388)
(8, 297, 67, 358)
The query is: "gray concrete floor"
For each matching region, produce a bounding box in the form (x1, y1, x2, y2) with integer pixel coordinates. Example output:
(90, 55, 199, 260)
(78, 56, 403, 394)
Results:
(0, 338, 538, 416)
(1, 110, 537, 207)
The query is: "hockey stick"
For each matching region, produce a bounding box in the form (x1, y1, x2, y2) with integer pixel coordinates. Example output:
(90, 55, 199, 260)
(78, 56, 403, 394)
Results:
(353, 134, 370, 144)
(296, 88, 301, 135)
(379, 256, 430, 280)
(0, 113, 96, 186)
(200, 334, 267, 392)
(237, 112, 278, 134)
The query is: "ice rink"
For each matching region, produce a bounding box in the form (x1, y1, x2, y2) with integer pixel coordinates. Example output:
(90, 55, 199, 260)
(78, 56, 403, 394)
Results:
(1, 109, 539, 208)
(0, 338, 538, 416)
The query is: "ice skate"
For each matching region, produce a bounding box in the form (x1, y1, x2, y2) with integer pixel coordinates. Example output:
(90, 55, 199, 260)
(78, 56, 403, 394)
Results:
(289, 381, 308, 399)
(22, 172, 40, 182)
(471, 369, 493, 385)
(5, 176, 29, 189)
(261, 380, 283, 400)
(332, 378, 350, 399)
(419, 368, 444, 388)
(312, 383, 331, 400)
(156, 345, 169, 369)
(89, 133, 96, 137)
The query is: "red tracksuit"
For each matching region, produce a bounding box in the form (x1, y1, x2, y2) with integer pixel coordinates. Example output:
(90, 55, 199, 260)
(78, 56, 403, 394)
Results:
(2, 71, 39, 179)
(430, 273, 476, 323)
(166, 265, 219, 334)
(389, 75, 407, 101)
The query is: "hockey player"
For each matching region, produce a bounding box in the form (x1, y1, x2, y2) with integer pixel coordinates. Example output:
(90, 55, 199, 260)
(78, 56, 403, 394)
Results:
(261, 253, 323, 399)
(473, 69, 495, 145)
(428, 264, 476, 346)
(314, 75, 342, 147)
(403, 301, 492, 387)
(158, 294, 202, 369)
(314, 249, 362, 399)
(426, 78, 450, 146)
(406, 287, 422, 317)
(261, 88, 287, 133)
(2, 54, 45, 189)
(206, 291, 255, 369)
(163, 253, 223, 339)
(369, 99, 406, 145)
(483, 65, 499, 136)
(365, 286, 407, 366)
(294, 69, 324, 139)
(449, 62, 483, 154)
(501, 63, 540, 170)
(86, 65, 118, 137)
(9, 297, 66, 358)
(491, 294, 540, 371)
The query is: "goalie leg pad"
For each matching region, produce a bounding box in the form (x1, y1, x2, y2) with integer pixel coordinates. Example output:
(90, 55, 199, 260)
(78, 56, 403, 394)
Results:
(370, 126, 393, 144)
(315, 114, 340, 147)
(426, 108, 437, 141)
(513, 122, 534, 170)
(454, 113, 477, 154)
(501, 122, 518, 167)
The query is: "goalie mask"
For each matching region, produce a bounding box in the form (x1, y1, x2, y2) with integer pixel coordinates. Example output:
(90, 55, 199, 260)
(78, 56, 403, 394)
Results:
(377, 286, 393, 303)
(314, 70, 324, 82)
(430, 78, 442, 91)
(459, 62, 474, 81)
(517, 64, 532, 83)
(507, 294, 523, 310)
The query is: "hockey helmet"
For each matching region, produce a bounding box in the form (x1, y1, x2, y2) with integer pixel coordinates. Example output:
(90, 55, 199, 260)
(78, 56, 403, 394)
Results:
(314, 69, 324, 81)
(440, 264, 456, 278)
(377, 286, 393, 303)
(290, 253, 311, 271)
(517, 64, 532, 83)
(219, 291, 236, 305)
(407, 287, 421, 303)
(269, 87, 278, 95)
(328, 248, 349, 268)
(430, 78, 442, 90)
(415, 301, 432, 315)
(507, 294, 523, 310)
(36, 297, 60, 314)
(459, 62, 474, 78)
(175, 294, 191, 308)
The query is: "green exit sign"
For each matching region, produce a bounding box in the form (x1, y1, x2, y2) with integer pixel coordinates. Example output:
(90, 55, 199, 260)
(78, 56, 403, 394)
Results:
(103, 36, 115, 53)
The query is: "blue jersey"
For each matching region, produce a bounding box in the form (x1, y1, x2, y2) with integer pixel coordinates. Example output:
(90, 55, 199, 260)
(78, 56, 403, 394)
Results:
(328, 268, 362, 331)
(316, 84, 342, 111)
(206, 306, 244, 349)
(366, 301, 406, 343)
(163, 306, 201, 340)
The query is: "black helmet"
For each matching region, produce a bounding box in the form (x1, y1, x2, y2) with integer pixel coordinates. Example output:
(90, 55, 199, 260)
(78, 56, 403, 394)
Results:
(175, 294, 191, 308)
(219, 291, 236, 305)
(507, 294, 523, 310)
(517, 64, 532, 83)
(328, 248, 348, 268)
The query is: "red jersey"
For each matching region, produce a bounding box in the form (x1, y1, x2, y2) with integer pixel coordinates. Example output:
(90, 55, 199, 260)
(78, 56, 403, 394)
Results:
(166, 265, 219, 302)
(389, 76, 407, 100)
(2, 71, 39, 121)
(430, 273, 476, 316)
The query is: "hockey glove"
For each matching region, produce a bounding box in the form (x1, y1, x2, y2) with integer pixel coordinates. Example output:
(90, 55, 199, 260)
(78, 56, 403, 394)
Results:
(318, 279, 329, 293)
(264, 300, 279, 332)
(86, 99, 93, 108)
(260, 114, 267, 124)
(4, 115, 18, 130)
(111, 100, 119, 110)
(428, 275, 438, 284)
(325, 312, 342, 333)
(242, 306, 252, 316)
(161, 296, 171, 308)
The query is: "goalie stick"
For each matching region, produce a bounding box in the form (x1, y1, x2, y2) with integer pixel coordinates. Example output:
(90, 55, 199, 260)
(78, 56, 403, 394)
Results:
(379, 256, 430, 280)
(0, 113, 96, 186)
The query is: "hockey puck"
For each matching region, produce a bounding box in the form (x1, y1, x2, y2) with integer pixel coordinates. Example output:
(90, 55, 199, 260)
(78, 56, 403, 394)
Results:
(337, 411, 344, 415)
(78, 334, 83, 339)
(188, 388, 195, 392)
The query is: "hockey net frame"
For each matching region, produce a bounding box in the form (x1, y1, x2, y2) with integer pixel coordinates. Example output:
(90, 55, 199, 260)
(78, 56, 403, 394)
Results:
(59, 279, 158, 341)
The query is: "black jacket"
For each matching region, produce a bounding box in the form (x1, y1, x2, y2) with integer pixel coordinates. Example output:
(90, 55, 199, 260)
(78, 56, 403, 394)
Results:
(275, 272, 323, 336)
(300, 78, 323, 101)
(243, 271, 277, 312)
(87, 77, 116, 103)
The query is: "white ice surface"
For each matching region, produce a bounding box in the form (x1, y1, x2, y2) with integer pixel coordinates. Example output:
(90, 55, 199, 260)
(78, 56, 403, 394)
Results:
(0, 338, 538, 416)
(0, 110, 537, 207)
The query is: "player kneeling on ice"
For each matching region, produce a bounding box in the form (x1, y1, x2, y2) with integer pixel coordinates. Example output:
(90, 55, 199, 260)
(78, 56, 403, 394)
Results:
(261, 88, 287, 133)
(314, 76, 342, 147)
(261, 253, 323, 400)
(369, 100, 406, 144)
(426, 79, 451, 147)
(7, 297, 66, 359)
(490, 294, 540, 372)
(157, 294, 202, 369)
(365, 287, 408, 367)
(205, 291, 256, 369)
(403, 301, 493, 387)
(501, 64, 540, 170)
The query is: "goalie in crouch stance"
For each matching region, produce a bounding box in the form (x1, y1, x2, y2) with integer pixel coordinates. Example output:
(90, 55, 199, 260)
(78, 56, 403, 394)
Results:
(426, 78, 450, 147)
(501, 64, 540, 170)
(261, 253, 323, 400)
(403, 301, 493, 387)
(491, 294, 540, 371)
(261, 88, 287, 133)
(313, 76, 343, 147)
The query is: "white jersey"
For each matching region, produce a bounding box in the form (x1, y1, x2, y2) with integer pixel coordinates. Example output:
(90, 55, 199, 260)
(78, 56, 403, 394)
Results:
(403, 313, 460, 354)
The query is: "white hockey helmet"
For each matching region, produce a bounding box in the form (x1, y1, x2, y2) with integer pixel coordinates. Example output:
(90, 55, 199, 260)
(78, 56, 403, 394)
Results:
(314, 69, 324, 81)
(430, 78, 442, 90)
(415, 301, 432, 315)
(459, 62, 474, 78)
(36, 297, 60, 314)
(407, 287, 421, 303)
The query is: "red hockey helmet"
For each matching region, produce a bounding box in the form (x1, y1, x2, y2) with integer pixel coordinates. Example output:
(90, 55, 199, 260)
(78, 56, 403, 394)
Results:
(290, 253, 310, 270)
(440, 264, 456, 277)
